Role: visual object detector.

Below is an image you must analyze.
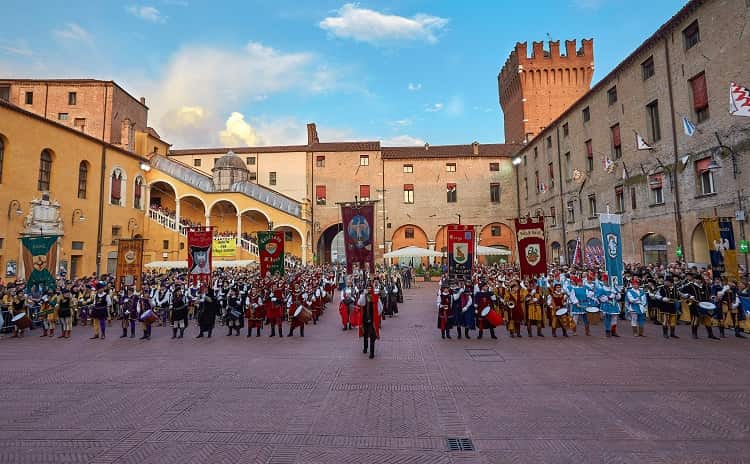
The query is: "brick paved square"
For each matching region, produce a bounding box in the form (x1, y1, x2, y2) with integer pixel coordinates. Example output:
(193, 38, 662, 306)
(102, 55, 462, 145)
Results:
(1, 283, 749, 463)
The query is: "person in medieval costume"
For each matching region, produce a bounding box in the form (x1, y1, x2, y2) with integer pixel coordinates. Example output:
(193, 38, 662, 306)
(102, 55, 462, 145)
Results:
(436, 283, 454, 339)
(452, 280, 475, 339)
(170, 286, 189, 339)
(196, 288, 219, 338)
(358, 281, 382, 359)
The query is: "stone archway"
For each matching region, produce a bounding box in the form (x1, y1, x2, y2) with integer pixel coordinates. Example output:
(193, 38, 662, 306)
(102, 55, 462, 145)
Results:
(316, 223, 344, 264)
(391, 224, 429, 267)
(642, 233, 667, 265)
(691, 223, 710, 266)
(478, 222, 516, 263)
(208, 200, 238, 236)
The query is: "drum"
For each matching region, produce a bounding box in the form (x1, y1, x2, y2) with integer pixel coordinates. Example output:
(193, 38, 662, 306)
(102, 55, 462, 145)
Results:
(586, 306, 601, 325)
(698, 301, 716, 317)
(139, 309, 158, 325)
(229, 309, 242, 320)
(293, 306, 313, 325)
(481, 306, 503, 327)
(11, 312, 32, 330)
(79, 306, 90, 320)
(555, 308, 568, 317)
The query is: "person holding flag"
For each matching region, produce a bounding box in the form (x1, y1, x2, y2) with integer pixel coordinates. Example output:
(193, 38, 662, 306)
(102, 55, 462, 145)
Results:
(358, 280, 382, 359)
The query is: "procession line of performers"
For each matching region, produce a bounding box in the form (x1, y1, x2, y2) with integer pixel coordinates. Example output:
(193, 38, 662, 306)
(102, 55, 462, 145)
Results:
(436, 270, 749, 340)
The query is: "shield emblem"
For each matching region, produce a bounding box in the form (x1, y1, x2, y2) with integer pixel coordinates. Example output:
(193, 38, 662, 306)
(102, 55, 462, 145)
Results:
(265, 242, 278, 256)
(606, 233, 618, 259)
(525, 244, 541, 266)
(453, 243, 468, 264)
(124, 250, 136, 264)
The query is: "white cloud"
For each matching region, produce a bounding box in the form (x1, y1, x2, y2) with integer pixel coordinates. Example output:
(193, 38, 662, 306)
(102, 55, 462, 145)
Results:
(320, 4, 448, 45)
(219, 112, 262, 146)
(382, 134, 425, 146)
(128, 5, 166, 23)
(425, 102, 443, 112)
(53, 23, 91, 42)
(407, 82, 421, 91)
(0, 39, 33, 57)
(388, 119, 412, 128)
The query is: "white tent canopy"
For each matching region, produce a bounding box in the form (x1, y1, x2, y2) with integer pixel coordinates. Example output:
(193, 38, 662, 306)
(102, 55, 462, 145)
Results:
(476, 245, 511, 256)
(383, 246, 443, 258)
(144, 260, 256, 270)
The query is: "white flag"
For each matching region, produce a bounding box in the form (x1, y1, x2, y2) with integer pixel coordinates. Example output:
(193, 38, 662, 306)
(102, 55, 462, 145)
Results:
(730, 82, 750, 117)
(682, 116, 696, 136)
(636, 132, 652, 150)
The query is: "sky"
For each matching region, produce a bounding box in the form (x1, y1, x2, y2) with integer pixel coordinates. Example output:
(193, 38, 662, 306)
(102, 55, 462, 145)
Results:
(0, 0, 688, 149)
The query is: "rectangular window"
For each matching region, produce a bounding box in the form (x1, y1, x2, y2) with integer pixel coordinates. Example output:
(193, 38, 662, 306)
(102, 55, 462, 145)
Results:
(695, 158, 716, 195)
(403, 164, 413, 173)
(71, 241, 84, 250)
(533, 147, 538, 159)
(25, 91, 33, 105)
(246, 157, 256, 165)
(535, 170, 540, 193)
(642, 56, 655, 80)
(491, 226, 501, 237)
(315, 185, 326, 205)
(490, 183, 500, 203)
(489, 162, 499, 171)
(564, 152, 571, 180)
(562, 123, 569, 137)
(58, 113, 68, 121)
(284, 231, 293, 242)
(567, 200, 575, 223)
(647, 100, 661, 142)
(0, 86, 9, 101)
(77, 165, 87, 199)
(73, 117, 86, 131)
(446, 183, 457, 203)
(649, 174, 664, 204)
(269, 171, 277, 185)
(0, 238, 4, 248)
(615, 185, 625, 213)
(524, 177, 528, 198)
(359, 155, 369, 166)
(550, 206, 557, 226)
(690, 72, 709, 122)
(194, 159, 202, 167)
(162, 240, 169, 250)
(607, 86, 618, 105)
(611, 124, 622, 159)
(582, 106, 590, 122)
(631, 187, 637, 210)
(683, 20, 700, 49)
(112, 226, 121, 238)
(248, 172, 257, 182)
(403, 184, 414, 204)
(445, 163, 456, 172)
(588, 194, 597, 217)
(585, 140, 594, 171)
(68, 92, 77, 105)
(546, 136, 552, 148)
(548, 161, 554, 180)
(405, 228, 415, 239)
(359, 184, 370, 201)
(316, 155, 325, 167)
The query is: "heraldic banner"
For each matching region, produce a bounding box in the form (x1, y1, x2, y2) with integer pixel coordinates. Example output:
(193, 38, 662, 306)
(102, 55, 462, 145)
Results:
(115, 239, 144, 291)
(515, 215, 547, 278)
(20, 236, 59, 292)
(599, 213, 624, 288)
(341, 203, 374, 274)
(187, 228, 213, 285)
(258, 230, 285, 277)
(703, 218, 738, 280)
(447, 224, 474, 280)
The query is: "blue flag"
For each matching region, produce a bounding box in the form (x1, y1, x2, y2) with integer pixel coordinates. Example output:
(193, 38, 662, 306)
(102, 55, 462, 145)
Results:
(599, 213, 624, 289)
(682, 116, 696, 136)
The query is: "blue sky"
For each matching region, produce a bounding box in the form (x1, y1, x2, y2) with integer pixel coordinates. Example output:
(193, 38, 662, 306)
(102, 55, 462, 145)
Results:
(0, 0, 687, 148)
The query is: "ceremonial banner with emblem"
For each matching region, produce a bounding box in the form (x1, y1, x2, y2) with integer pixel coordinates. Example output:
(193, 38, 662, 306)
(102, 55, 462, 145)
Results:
(599, 213, 624, 288)
(258, 231, 285, 277)
(515, 215, 547, 278)
(447, 224, 474, 280)
(20, 236, 59, 292)
(341, 203, 374, 274)
(115, 238, 144, 291)
(702, 217, 739, 279)
(187, 228, 213, 286)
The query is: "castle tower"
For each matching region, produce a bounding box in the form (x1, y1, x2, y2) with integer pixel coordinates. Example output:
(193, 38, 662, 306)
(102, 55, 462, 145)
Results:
(498, 39, 594, 144)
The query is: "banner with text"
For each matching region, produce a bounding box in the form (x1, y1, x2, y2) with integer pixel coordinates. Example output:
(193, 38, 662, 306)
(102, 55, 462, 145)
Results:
(515, 215, 547, 278)
(188, 228, 213, 286)
(212, 236, 237, 257)
(20, 236, 59, 293)
(599, 213, 624, 288)
(447, 224, 474, 280)
(341, 203, 375, 274)
(115, 239, 144, 291)
(258, 231, 285, 277)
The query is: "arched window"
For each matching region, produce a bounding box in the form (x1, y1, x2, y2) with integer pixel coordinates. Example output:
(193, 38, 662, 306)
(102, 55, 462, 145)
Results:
(133, 176, 144, 209)
(642, 233, 667, 265)
(110, 168, 124, 206)
(38, 149, 52, 191)
(77, 161, 89, 199)
(0, 137, 4, 183)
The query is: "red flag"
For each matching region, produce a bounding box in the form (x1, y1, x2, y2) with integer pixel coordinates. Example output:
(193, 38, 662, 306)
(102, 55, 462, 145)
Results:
(515, 215, 547, 278)
(341, 203, 375, 274)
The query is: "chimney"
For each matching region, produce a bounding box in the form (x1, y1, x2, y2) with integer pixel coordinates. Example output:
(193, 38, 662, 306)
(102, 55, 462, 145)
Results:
(472, 141, 480, 155)
(306, 123, 319, 145)
(139, 97, 146, 106)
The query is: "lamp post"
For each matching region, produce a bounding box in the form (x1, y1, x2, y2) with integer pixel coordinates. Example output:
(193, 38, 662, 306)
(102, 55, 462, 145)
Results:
(6, 200, 22, 219)
(71, 208, 86, 226)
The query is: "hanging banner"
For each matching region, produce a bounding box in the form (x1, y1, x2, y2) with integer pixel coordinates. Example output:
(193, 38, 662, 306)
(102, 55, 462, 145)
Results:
(212, 236, 237, 257)
(20, 236, 59, 292)
(188, 228, 213, 285)
(703, 218, 725, 278)
(599, 213, 624, 288)
(719, 218, 738, 280)
(341, 203, 375, 274)
(515, 215, 547, 278)
(447, 224, 474, 280)
(258, 231, 285, 277)
(115, 238, 144, 291)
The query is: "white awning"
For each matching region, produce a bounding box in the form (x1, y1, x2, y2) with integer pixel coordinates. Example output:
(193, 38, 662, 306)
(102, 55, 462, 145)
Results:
(383, 246, 443, 258)
(476, 245, 511, 256)
(144, 260, 256, 269)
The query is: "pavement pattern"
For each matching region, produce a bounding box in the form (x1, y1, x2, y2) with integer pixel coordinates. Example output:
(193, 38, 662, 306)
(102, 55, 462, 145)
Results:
(1, 282, 749, 463)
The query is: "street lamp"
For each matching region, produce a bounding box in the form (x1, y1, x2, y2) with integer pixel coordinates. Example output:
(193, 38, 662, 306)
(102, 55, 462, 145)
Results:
(71, 208, 86, 226)
(139, 162, 151, 172)
(7, 200, 22, 219)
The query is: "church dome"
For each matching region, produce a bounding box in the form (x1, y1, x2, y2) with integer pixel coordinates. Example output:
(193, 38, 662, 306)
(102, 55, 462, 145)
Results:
(213, 151, 248, 171)
(212, 151, 250, 191)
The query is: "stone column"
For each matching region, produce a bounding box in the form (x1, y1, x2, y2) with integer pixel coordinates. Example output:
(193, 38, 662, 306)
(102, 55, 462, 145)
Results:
(205, 215, 210, 227)
(236, 213, 242, 246)
(427, 240, 436, 266)
(175, 201, 180, 231)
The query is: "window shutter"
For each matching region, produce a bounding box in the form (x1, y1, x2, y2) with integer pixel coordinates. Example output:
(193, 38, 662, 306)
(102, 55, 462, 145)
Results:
(691, 73, 708, 110)
(359, 185, 370, 198)
(134, 180, 142, 199)
(612, 125, 621, 147)
(111, 175, 122, 200)
(695, 158, 712, 173)
(586, 140, 593, 157)
(446, 182, 456, 192)
(404, 184, 414, 190)
(615, 185, 624, 194)
(315, 185, 326, 199)
(648, 174, 663, 190)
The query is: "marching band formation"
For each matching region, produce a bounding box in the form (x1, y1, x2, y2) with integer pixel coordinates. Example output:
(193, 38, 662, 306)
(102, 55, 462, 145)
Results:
(436, 265, 750, 340)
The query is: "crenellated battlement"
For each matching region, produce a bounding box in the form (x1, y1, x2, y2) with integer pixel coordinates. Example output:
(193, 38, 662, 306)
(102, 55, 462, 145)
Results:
(499, 39, 593, 90)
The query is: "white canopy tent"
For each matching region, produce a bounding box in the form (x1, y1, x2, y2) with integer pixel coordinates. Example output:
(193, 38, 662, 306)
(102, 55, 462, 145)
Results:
(383, 246, 444, 259)
(476, 245, 511, 256)
(144, 260, 256, 270)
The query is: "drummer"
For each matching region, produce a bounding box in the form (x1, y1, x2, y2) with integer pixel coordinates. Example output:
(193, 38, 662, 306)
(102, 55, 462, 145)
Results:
(11, 289, 29, 338)
(569, 276, 590, 336)
(286, 284, 307, 337)
(546, 283, 569, 337)
(523, 279, 545, 337)
(625, 278, 648, 337)
(680, 272, 717, 340)
(475, 281, 499, 340)
(657, 276, 681, 339)
(596, 273, 620, 338)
